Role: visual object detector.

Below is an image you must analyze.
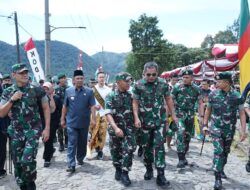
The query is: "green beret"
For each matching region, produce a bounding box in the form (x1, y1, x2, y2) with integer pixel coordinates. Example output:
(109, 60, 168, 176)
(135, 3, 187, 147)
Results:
(2, 74, 11, 80)
(182, 69, 193, 76)
(215, 72, 232, 81)
(12, 63, 29, 73)
(115, 72, 132, 81)
(58, 73, 66, 79)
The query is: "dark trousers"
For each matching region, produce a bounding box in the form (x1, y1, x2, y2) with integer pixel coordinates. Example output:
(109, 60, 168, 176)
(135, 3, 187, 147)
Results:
(0, 131, 7, 171)
(43, 125, 58, 162)
(67, 127, 89, 167)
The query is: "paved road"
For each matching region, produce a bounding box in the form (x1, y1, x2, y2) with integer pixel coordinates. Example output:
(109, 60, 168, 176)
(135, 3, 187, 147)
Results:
(0, 137, 250, 190)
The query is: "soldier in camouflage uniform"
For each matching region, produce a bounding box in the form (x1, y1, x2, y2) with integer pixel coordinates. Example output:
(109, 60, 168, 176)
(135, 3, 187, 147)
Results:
(244, 94, 250, 173)
(55, 73, 68, 151)
(105, 72, 136, 187)
(172, 69, 201, 168)
(203, 72, 247, 190)
(0, 64, 50, 190)
(132, 62, 177, 187)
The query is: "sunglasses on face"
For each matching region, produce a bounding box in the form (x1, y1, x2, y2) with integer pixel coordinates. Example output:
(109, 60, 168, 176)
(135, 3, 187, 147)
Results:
(146, 73, 157, 77)
(17, 71, 29, 75)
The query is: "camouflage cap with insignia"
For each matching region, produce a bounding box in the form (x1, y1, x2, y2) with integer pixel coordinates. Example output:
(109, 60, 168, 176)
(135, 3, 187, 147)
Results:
(12, 63, 29, 73)
(215, 72, 232, 81)
(2, 74, 11, 80)
(58, 73, 66, 79)
(182, 69, 193, 76)
(115, 72, 132, 81)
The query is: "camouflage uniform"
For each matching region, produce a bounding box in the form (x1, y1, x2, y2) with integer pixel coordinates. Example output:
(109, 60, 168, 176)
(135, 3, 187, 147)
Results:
(132, 77, 169, 169)
(172, 83, 200, 154)
(244, 95, 250, 160)
(207, 88, 243, 172)
(55, 85, 68, 147)
(105, 89, 136, 171)
(0, 83, 47, 187)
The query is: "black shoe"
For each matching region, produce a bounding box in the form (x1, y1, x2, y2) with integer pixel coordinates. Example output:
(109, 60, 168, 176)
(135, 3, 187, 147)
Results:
(177, 153, 186, 168)
(0, 170, 7, 179)
(78, 160, 84, 165)
(115, 167, 122, 181)
(97, 151, 103, 160)
(144, 166, 153, 180)
(26, 181, 36, 190)
(121, 170, 131, 187)
(44, 161, 51, 168)
(184, 158, 188, 166)
(221, 171, 227, 179)
(20, 184, 27, 190)
(59, 144, 64, 152)
(246, 160, 250, 173)
(137, 146, 143, 157)
(156, 169, 170, 187)
(214, 172, 222, 190)
(66, 166, 75, 173)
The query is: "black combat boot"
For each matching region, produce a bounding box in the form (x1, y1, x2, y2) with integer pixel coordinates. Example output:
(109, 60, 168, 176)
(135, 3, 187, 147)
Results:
(59, 142, 64, 152)
(156, 168, 170, 187)
(246, 158, 250, 173)
(115, 167, 122, 181)
(26, 181, 36, 190)
(137, 146, 143, 157)
(214, 172, 222, 190)
(177, 153, 186, 168)
(144, 165, 153, 180)
(120, 170, 131, 186)
(20, 184, 27, 190)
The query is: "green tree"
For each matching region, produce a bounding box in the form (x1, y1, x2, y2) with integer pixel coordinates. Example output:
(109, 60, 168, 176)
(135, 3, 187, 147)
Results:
(127, 14, 173, 79)
(213, 30, 238, 44)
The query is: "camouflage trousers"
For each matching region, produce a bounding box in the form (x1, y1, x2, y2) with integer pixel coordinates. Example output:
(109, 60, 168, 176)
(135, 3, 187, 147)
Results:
(57, 127, 68, 145)
(176, 112, 194, 153)
(108, 126, 136, 171)
(8, 127, 41, 186)
(210, 126, 235, 172)
(135, 128, 143, 146)
(141, 125, 166, 169)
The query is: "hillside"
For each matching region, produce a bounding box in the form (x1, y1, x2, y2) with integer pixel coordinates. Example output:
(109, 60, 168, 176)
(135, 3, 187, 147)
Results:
(0, 40, 126, 82)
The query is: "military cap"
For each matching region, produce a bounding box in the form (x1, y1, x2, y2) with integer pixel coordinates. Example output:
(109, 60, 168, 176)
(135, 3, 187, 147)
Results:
(115, 72, 132, 81)
(57, 73, 66, 79)
(182, 69, 193, 76)
(215, 72, 232, 81)
(2, 74, 11, 80)
(12, 63, 29, 73)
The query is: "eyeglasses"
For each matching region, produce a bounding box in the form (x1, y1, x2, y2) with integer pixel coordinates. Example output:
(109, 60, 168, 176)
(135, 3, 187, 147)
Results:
(146, 73, 157, 77)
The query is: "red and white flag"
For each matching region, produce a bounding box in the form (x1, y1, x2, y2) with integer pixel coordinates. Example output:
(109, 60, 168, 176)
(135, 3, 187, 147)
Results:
(24, 38, 45, 82)
(77, 50, 83, 70)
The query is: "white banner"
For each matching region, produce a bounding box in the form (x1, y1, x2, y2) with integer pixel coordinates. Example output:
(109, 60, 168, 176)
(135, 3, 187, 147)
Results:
(24, 38, 45, 82)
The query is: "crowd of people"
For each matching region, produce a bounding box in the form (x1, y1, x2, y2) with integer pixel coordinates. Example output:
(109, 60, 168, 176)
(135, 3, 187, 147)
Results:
(0, 61, 250, 190)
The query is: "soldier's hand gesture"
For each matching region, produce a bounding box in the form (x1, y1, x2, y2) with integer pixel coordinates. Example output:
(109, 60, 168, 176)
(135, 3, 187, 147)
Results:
(11, 91, 23, 101)
(240, 130, 248, 142)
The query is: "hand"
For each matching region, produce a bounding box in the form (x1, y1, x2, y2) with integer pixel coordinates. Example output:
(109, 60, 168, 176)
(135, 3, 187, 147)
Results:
(202, 126, 209, 136)
(115, 128, 124, 137)
(240, 130, 248, 142)
(134, 118, 141, 128)
(42, 128, 50, 142)
(91, 119, 96, 127)
(11, 91, 23, 101)
(60, 118, 66, 128)
(95, 105, 101, 111)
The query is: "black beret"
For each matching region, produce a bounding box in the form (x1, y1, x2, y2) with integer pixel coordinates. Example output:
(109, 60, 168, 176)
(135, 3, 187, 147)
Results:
(73, 70, 84, 77)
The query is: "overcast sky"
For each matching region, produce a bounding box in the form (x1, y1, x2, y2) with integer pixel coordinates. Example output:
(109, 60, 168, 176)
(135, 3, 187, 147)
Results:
(0, 0, 241, 55)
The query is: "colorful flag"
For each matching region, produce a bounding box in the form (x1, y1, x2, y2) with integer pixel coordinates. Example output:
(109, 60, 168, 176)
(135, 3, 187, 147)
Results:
(77, 50, 83, 70)
(24, 38, 45, 82)
(239, 0, 250, 92)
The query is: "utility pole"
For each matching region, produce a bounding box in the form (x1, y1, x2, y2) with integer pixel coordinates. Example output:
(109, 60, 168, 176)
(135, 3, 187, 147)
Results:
(45, 0, 51, 78)
(44, 0, 86, 78)
(14, 11, 21, 63)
